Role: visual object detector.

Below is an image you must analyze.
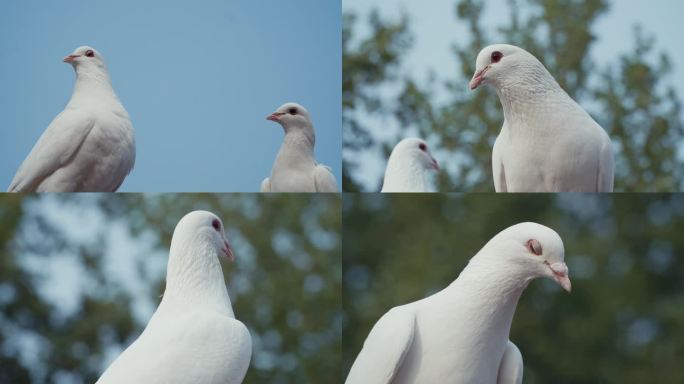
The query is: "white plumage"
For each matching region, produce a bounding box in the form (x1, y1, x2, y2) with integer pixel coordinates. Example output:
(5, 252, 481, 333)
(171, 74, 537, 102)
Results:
(8, 46, 135, 192)
(261, 102, 338, 192)
(381, 138, 439, 193)
(346, 222, 571, 384)
(470, 44, 614, 192)
(97, 211, 251, 384)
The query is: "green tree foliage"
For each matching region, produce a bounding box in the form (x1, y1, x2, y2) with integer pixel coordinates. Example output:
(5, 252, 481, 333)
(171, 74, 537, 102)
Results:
(0, 194, 341, 384)
(343, 0, 684, 192)
(342, 194, 684, 383)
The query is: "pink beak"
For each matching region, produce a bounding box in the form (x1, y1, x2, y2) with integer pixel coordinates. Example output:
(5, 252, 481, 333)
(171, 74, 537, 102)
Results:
(63, 54, 80, 63)
(430, 157, 440, 171)
(469, 66, 489, 90)
(266, 112, 285, 122)
(547, 261, 572, 293)
(222, 240, 234, 262)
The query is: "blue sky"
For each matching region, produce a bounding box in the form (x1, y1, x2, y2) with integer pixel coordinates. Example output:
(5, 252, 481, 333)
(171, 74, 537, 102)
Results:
(344, 0, 684, 190)
(0, 0, 341, 192)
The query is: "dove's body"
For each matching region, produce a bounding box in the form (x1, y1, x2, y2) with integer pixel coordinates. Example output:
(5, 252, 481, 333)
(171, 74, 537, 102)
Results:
(8, 46, 135, 192)
(346, 223, 570, 384)
(471, 44, 613, 193)
(261, 102, 338, 193)
(97, 211, 251, 384)
(265, 131, 335, 192)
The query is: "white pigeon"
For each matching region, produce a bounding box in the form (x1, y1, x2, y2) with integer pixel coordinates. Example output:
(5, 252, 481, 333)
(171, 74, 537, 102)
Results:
(381, 138, 439, 192)
(97, 211, 252, 384)
(346, 222, 571, 384)
(470, 44, 614, 192)
(261, 102, 339, 192)
(8, 46, 135, 192)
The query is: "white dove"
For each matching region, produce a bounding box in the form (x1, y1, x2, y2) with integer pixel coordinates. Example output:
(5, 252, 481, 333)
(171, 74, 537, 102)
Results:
(346, 222, 571, 384)
(261, 102, 338, 192)
(470, 44, 614, 192)
(96, 211, 252, 384)
(381, 138, 439, 192)
(8, 46, 135, 192)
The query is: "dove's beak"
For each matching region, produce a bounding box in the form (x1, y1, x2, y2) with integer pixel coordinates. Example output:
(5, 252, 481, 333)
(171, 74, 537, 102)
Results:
(429, 157, 440, 171)
(63, 54, 80, 63)
(546, 261, 571, 293)
(222, 240, 235, 262)
(266, 112, 285, 122)
(469, 66, 489, 90)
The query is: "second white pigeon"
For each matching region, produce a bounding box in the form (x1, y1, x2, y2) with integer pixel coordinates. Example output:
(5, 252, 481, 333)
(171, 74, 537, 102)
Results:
(470, 44, 614, 192)
(8, 46, 135, 192)
(381, 138, 439, 192)
(96, 211, 252, 384)
(346, 222, 571, 384)
(261, 102, 339, 192)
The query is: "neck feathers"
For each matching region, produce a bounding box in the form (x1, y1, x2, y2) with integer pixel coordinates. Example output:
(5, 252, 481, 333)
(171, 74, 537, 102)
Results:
(277, 129, 316, 168)
(495, 63, 566, 125)
(160, 237, 234, 317)
(443, 254, 530, 331)
(70, 65, 119, 103)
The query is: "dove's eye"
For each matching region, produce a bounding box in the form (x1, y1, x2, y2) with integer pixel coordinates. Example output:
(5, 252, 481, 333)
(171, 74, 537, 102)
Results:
(526, 239, 542, 256)
(491, 51, 503, 63)
(419, 143, 427, 151)
(288, 108, 297, 115)
(212, 219, 221, 231)
(85, 50, 95, 58)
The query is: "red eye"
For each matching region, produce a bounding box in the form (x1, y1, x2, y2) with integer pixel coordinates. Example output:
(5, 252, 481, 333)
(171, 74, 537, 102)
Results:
(526, 239, 542, 256)
(418, 143, 427, 151)
(491, 51, 503, 63)
(212, 219, 221, 231)
(85, 50, 95, 58)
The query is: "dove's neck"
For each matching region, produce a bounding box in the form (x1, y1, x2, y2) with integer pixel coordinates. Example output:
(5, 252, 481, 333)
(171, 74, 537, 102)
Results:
(381, 155, 427, 192)
(159, 239, 234, 318)
(70, 67, 120, 104)
(442, 255, 531, 336)
(495, 67, 567, 128)
(276, 129, 316, 168)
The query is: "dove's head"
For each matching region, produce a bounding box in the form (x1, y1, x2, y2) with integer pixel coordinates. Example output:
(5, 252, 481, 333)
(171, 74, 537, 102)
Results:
(480, 222, 571, 292)
(469, 44, 549, 91)
(266, 102, 314, 134)
(172, 210, 234, 262)
(391, 138, 440, 172)
(63, 46, 108, 73)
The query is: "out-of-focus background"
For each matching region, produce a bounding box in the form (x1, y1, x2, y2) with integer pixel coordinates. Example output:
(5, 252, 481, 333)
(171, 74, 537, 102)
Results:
(343, 0, 684, 192)
(0, 194, 341, 384)
(343, 194, 684, 383)
(0, 0, 342, 192)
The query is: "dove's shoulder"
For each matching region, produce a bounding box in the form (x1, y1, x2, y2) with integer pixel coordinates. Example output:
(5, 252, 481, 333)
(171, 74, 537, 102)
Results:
(346, 304, 417, 384)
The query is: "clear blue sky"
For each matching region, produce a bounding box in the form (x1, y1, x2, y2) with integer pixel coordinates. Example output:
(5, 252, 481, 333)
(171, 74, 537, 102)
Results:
(344, 0, 684, 190)
(0, 0, 341, 192)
